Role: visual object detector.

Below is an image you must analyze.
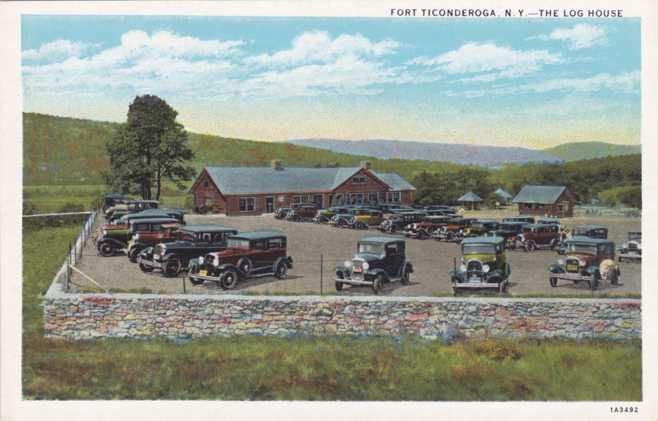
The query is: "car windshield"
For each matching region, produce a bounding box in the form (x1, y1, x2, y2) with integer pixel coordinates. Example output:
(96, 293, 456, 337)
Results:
(358, 243, 384, 255)
(566, 243, 597, 255)
(463, 244, 496, 254)
(227, 239, 251, 250)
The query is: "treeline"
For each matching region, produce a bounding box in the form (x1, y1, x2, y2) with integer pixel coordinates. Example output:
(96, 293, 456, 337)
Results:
(412, 154, 642, 208)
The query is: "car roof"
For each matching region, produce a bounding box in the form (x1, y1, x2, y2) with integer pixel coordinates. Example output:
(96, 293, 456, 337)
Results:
(130, 217, 179, 224)
(474, 219, 498, 224)
(566, 236, 614, 246)
(499, 221, 527, 226)
(359, 235, 403, 245)
(181, 224, 238, 233)
(575, 224, 607, 230)
(462, 236, 505, 245)
(524, 223, 557, 229)
(232, 230, 286, 240)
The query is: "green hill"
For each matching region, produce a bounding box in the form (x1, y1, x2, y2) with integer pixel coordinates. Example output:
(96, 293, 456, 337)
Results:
(23, 112, 463, 186)
(544, 142, 641, 162)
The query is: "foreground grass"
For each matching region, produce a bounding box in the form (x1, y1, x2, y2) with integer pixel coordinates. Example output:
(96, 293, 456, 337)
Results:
(23, 224, 642, 400)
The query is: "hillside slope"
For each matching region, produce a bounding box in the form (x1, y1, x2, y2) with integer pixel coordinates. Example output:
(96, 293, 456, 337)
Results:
(289, 138, 562, 167)
(544, 142, 641, 162)
(23, 113, 464, 186)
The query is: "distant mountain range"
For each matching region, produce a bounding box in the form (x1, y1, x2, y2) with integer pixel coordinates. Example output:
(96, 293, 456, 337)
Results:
(289, 139, 562, 167)
(288, 139, 641, 166)
(543, 141, 641, 162)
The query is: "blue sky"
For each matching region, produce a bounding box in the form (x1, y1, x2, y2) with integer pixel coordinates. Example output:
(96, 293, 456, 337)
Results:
(22, 16, 641, 148)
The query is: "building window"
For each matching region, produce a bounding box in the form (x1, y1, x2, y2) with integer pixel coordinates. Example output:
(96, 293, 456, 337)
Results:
(239, 197, 256, 212)
(293, 195, 304, 205)
(352, 175, 367, 184)
(203, 180, 209, 188)
(392, 191, 401, 203)
(368, 192, 378, 204)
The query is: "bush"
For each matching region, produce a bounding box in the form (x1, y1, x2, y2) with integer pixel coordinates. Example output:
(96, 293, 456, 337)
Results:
(598, 185, 641, 209)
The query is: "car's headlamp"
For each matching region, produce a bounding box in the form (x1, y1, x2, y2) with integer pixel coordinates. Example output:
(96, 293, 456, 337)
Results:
(344, 260, 352, 268)
(579, 260, 586, 267)
(133, 233, 140, 240)
(198, 256, 204, 265)
(362, 262, 370, 270)
(482, 264, 490, 273)
(212, 256, 220, 267)
(459, 264, 467, 272)
(159, 244, 167, 255)
(558, 259, 565, 266)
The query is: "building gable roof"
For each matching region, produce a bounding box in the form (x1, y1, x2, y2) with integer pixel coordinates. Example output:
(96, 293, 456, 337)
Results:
(197, 166, 416, 195)
(494, 187, 513, 199)
(457, 191, 482, 202)
(512, 185, 567, 204)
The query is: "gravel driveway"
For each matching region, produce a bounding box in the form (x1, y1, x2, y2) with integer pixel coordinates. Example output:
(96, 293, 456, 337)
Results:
(69, 212, 641, 297)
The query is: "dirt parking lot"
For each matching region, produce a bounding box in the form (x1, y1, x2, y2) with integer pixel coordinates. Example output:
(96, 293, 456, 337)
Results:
(69, 212, 641, 297)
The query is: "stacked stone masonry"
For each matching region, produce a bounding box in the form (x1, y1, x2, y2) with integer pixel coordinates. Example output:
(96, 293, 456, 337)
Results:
(43, 284, 640, 341)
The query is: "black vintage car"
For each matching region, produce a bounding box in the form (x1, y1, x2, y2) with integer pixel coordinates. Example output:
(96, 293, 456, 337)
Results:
(493, 221, 527, 249)
(109, 207, 185, 224)
(378, 211, 426, 233)
(335, 236, 413, 293)
(137, 225, 238, 276)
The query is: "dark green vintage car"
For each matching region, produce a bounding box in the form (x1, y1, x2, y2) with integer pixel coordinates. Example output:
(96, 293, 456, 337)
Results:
(450, 236, 511, 294)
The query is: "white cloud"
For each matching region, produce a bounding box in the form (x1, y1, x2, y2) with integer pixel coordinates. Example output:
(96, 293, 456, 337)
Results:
(447, 71, 640, 98)
(22, 39, 96, 61)
(532, 24, 606, 50)
(247, 30, 400, 67)
(409, 42, 561, 82)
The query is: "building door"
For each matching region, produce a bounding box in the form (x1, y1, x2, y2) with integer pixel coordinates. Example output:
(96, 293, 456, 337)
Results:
(266, 196, 274, 213)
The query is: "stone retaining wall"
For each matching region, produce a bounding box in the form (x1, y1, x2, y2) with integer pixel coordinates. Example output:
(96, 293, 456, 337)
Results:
(43, 283, 640, 341)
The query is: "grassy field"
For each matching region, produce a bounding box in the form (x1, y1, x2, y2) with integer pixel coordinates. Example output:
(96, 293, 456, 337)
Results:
(23, 222, 642, 400)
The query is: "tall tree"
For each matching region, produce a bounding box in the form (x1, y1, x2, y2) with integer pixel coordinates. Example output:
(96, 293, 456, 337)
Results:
(105, 95, 195, 200)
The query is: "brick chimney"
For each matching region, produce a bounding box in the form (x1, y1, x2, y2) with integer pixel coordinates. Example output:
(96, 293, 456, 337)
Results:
(360, 160, 371, 170)
(271, 159, 284, 171)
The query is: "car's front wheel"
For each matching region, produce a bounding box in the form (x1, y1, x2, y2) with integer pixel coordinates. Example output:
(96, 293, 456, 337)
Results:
(98, 241, 115, 257)
(549, 276, 558, 287)
(128, 246, 142, 262)
(139, 262, 153, 272)
(372, 273, 385, 294)
(220, 269, 239, 290)
(335, 281, 344, 291)
(401, 266, 411, 285)
(275, 262, 288, 279)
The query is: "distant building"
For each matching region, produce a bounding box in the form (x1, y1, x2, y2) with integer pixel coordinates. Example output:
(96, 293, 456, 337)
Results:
(457, 191, 482, 210)
(189, 160, 416, 215)
(512, 185, 575, 217)
(494, 187, 513, 204)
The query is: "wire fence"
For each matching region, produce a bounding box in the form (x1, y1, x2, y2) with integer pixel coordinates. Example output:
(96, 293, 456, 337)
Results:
(63, 210, 98, 291)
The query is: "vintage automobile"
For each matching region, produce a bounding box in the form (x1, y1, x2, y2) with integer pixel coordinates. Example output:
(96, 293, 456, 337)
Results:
(556, 224, 609, 255)
(463, 219, 499, 237)
(104, 199, 159, 220)
(285, 204, 319, 222)
(548, 237, 620, 290)
(313, 206, 347, 223)
(502, 216, 535, 224)
(352, 208, 384, 227)
(96, 217, 179, 257)
(137, 225, 239, 276)
(618, 232, 641, 262)
(108, 207, 185, 224)
(102, 193, 129, 212)
(493, 222, 527, 249)
(432, 217, 478, 242)
(402, 215, 452, 239)
(378, 211, 426, 233)
(516, 223, 561, 252)
(126, 222, 181, 262)
(188, 231, 293, 289)
(334, 236, 413, 293)
(572, 224, 608, 239)
(274, 207, 293, 219)
(450, 236, 511, 294)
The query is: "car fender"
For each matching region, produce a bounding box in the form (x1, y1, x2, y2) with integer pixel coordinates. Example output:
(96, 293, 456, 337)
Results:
(366, 267, 388, 281)
(273, 256, 293, 271)
(548, 263, 565, 274)
(98, 237, 126, 249)
(217, 263, 239, 274)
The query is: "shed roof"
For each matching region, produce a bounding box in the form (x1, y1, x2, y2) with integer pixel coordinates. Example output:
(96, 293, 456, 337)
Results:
(512, 185, 568, 204)
(457, 191, 482, 202)
(494, 188, 513, 199)
(199, 166, 415, 195)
